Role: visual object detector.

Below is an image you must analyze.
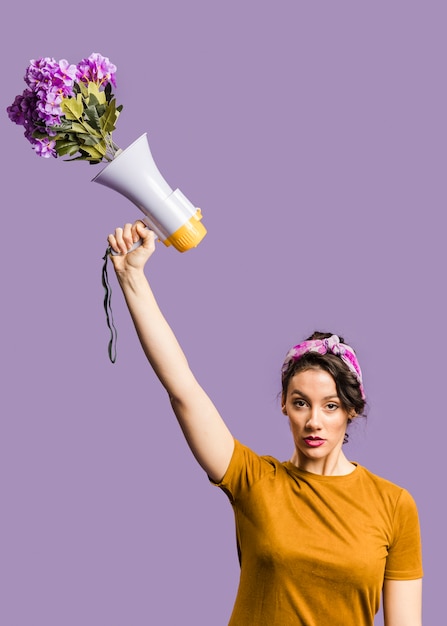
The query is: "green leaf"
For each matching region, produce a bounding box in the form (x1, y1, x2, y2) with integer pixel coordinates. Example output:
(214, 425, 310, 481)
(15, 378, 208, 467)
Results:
(84, 105, 102, 132)
(32, 130, 51, 140)
(50, 120, 73, 133)
(94, 140, 107, 155)
(61, 153, 91, 162)
(87, 82, 107, 105)
(100, 99, 118, 134)
(56, 131, 80, 144)
(70, 120, 101, 137)
(55, 140, 81, 157)
(61, 95, 84, 120)
(80, 134, 101, 147)
(81, 141, 106, 158)
(105, 82, 112, 102)
(79, 146, 103, 160)
(87, 81, 100, 97)
(88, 93, 100, 107)
(95, 103, 106, 118)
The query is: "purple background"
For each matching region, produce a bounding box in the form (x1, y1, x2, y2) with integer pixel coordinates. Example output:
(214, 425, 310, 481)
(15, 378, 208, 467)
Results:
(1, 2, 444, 624)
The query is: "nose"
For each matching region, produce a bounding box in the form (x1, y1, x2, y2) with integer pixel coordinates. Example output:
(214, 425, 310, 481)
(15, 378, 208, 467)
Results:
(306, 407, 322, 430)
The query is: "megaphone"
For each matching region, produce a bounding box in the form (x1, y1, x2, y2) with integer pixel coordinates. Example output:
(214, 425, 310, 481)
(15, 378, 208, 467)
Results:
(92, 133, 206, 253)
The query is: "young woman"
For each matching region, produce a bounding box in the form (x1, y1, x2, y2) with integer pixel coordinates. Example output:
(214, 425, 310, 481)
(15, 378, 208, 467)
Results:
(107, 220, 423, 626)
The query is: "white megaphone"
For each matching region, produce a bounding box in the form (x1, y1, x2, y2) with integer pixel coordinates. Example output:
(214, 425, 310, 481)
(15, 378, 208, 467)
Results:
(92, 133, 206, 253)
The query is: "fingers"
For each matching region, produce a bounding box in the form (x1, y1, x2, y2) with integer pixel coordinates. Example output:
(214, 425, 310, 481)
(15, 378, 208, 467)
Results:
(108, 221, 156, 256)
(131, 220, 149, 243)
(108, 223, 138, 254)
(134, 221, 156, 250)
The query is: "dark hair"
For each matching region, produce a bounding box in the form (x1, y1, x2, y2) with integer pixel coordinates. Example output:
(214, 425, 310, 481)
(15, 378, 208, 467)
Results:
(281, 331, 366, 417)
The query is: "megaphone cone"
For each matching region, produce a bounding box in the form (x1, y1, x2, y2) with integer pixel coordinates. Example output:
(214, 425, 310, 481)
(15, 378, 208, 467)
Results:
(92, 133, 206, 252)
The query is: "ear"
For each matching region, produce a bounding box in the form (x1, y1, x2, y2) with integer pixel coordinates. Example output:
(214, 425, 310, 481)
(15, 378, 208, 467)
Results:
(280, 392, 288, 415)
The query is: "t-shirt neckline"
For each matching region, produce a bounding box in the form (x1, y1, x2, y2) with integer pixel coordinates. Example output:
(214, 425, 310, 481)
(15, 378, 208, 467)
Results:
(283, 460, 360, 482)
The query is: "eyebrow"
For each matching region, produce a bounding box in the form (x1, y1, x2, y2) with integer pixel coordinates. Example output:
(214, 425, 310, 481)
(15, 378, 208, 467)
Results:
(289, 389, 339, 401)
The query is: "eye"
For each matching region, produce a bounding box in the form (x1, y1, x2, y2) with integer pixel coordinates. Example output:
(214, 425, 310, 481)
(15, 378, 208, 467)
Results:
(293, 399, 308, 408)
(326, 402, 339, 411)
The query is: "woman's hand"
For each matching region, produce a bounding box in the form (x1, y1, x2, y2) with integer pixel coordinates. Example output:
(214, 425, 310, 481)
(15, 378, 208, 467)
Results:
(107, 220, 156, 273)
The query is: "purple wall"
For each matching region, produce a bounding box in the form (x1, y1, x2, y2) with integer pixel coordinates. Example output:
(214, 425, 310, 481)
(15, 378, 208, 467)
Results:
(1, 2, 444, 624)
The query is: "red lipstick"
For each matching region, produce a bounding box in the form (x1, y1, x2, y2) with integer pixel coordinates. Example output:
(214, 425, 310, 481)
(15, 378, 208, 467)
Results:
(304, 437, 325, 448)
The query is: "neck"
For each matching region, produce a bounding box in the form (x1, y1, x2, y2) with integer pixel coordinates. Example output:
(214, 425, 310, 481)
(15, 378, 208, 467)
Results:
(289, 449, 355, 476)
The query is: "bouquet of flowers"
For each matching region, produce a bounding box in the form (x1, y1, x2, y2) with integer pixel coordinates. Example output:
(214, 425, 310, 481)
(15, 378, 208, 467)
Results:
(7, 52, 122, 163)
(7, 52, 207, 361)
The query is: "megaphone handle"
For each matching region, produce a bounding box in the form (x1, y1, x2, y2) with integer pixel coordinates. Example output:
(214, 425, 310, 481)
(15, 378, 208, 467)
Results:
(110, 238, 144, 256)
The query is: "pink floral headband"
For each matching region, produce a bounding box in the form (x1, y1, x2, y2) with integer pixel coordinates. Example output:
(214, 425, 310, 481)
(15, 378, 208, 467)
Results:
(281, 335, 365, 399)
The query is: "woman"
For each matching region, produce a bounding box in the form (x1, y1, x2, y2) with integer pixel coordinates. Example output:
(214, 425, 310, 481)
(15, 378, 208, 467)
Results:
(107, 220, 423, 626)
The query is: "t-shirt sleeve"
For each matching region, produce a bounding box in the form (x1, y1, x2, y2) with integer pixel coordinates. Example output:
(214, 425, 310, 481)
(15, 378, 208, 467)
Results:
(384, 488, 423, 580)
(211, 439, 277, 503)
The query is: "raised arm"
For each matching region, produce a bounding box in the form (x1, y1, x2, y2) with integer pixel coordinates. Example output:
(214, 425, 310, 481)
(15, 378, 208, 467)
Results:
(108, 221, 234, 482)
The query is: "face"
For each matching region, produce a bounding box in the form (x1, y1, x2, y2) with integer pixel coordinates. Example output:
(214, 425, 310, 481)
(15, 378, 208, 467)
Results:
(282, 367, 354, 474)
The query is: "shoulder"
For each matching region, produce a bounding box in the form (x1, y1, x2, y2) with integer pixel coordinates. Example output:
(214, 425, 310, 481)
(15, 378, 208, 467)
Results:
(356, 464, 406, 492)
(212, 439, 283, 501)
(356, 465, 420, 514)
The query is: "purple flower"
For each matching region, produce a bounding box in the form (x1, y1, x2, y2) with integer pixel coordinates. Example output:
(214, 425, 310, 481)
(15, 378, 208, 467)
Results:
(54, 59, 77, 90)
(36, 88, 63, 123)
(13, 57, 76, 135)
(7, 89, 43, 140)
(25, 57, 77, 95)
(25, 57, 58, 91)
(76, 52, 117, 87)
(33, 137, 57, 158)
(7, 91, 30, 126)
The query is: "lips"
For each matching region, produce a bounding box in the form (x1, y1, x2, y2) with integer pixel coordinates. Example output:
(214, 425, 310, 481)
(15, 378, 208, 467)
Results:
(303, 437, 325, 447)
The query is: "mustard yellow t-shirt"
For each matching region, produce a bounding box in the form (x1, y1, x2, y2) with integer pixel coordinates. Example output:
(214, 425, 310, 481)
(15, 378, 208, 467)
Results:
(215, 440, 423, 626)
